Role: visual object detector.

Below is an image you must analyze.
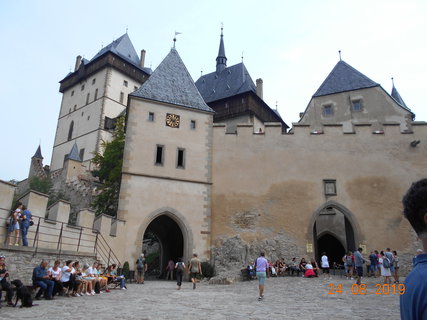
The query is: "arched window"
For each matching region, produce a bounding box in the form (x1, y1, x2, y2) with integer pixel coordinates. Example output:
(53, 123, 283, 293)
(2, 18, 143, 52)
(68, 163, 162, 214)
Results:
(68, 121, 74, 141)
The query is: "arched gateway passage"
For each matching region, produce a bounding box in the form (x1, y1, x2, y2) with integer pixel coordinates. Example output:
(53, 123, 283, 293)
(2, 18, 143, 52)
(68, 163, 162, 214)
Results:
(316, 233, 346, 266)
(143, 215, 184, 278)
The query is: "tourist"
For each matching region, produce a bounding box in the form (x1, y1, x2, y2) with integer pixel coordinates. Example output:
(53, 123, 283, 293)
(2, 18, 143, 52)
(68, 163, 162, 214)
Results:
(0, 255, 13, 306)
(73, 261, 87, 296)
(353, 247, 367, 285)
(7, 201, 22, 246)
(368, 251, 378, 277)
(299, 258, 307, 276)
(136, 253, 147, 284)
(255, 252, 269, 301)
(32, 260, 54, 300)
(287, 257, 300, 276)
(392, 250, 399, 283)
(401, 179, 427, 319)
(189, 253, 202, 290)
(320, 252, 330, 278)
(97, 263, 110, 292)
(379, 251, 392, 284)
(166, 259, 175, 280)
(175, 258, 185, 290)
(106, 264, 126, 290)
(61, 260, 76, 297)
(82, 263, 97, 295)
(304, 261, 316, 278)
(20, 205, 32, 246)
(48, 260, 64, 296)
(343, 251, 353, 279)
(310, 258, 320, 276)
(88, 262, 109, 293)
(384, 248, 395, 276)
(269, 261, 277, 277)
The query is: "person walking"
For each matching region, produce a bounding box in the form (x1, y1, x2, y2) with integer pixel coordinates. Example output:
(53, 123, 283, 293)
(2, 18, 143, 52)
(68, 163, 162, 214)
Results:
(255, 252, 269, 301)
(166, 259, 174, 280)
(20, 206, 32, 247)
(392, 250, 400, 283)
(368, 251, 378, 277)
(174, 258, 185, 290)
(136, 253, 147, 284)
(320, 252, 330, 278)
(189, 253, 202, 290)
(343, 251, 353, 280)
(354, 247, 368, 285)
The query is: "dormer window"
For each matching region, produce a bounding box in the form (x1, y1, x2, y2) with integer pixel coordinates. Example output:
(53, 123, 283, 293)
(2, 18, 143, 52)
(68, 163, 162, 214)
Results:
(323, 105, 334, 116)
(352, 100, 362, 112)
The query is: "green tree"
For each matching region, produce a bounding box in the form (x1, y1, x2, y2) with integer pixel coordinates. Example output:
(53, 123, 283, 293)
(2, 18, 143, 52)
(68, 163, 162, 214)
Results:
(91, 116, 125, 216)
(29, 176, 53, 194)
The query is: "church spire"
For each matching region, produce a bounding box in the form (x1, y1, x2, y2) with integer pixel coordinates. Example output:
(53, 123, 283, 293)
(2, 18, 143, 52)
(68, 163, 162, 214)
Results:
(216, 25, 227, 74)
(32, 145, 43, 159)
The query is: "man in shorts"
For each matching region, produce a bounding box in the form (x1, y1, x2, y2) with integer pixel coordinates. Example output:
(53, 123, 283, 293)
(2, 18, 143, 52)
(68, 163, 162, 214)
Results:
(189, 253, 201, 290)
(353, 247, 366, 285)
(255, 252, 269, 301)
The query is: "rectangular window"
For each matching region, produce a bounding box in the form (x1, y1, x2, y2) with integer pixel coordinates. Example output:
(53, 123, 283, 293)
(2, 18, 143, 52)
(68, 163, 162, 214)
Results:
(190, 120, 196, 129)
(123, 80, 128, 87)
(104, 117, 116, 130)
(86, 93, 90, 104)
(177, 148, 185, 169)
(71, 90, 74, 96)
(81, 85, 85, 91)
(120, 92, 124, 104)
(155, 145, 164, 165)
(148, 112, 154, 122)
(323, 105, 333, 116)
(352, 100, 362, 112)
(94, 88, 98, 100)
(79, 148, 85, 161)
(92, 78, 96, 85)
(323, 179, 337, 196)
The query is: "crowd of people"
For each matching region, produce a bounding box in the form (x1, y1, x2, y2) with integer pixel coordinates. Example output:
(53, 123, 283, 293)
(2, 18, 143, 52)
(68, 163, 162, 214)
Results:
(0, 255, 126, 307)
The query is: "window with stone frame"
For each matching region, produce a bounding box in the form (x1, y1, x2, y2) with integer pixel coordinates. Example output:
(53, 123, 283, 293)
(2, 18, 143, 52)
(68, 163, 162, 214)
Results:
(352, 99, 362, 112)
(323, 105, 334, 116)
(176, 148, 185, 169)
(155, 145, 164, 165)
(323, 179, 337, 196)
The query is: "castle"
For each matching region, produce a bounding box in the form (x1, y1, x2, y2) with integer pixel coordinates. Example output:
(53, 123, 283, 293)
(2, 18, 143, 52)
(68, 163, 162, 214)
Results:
(3, 29, 426, 277)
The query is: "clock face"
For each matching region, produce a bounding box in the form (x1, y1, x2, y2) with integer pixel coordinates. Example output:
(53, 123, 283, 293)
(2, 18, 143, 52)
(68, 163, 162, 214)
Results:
(166, 113, 180, 128)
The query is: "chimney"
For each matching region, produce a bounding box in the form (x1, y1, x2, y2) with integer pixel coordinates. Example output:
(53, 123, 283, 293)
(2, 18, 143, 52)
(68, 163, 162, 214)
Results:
(140, 49, 146, 68)
(74, 55, 82, 71)
(256, 78, 263, 99)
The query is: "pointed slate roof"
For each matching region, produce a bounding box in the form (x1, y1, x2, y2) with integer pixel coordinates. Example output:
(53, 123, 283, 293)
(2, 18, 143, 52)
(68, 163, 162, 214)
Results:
(32, 145, 43, 159)
(132, 49, 213, 113)
(391, 85, 410, 111)
(90, 34, 152, 74)
(195, 62, 257, 103)
(216, 29, 227, 74)
(67, 143, 82, 162)
(313, 60, 379, 97)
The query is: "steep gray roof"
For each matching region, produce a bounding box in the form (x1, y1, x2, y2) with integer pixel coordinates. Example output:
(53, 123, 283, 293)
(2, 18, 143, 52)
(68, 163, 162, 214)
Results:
(67, 143, 82, 162)
(32, 145, 43, 159)
(132, 49, 213, 113)
(195, 63, 257, 103)
(91, 33, 152, 74)
(313, 60, 379, 97)
(391, 85, 410, 111)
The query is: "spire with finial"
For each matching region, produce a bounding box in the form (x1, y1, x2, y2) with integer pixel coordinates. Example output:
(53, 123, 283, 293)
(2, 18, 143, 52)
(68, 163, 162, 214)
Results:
(216, 23, 227, 74)
(173, 32, 182, 49)
(32, 145, 43, 159)
(338, 50, 342, 61)
(390, 77, 409, 109)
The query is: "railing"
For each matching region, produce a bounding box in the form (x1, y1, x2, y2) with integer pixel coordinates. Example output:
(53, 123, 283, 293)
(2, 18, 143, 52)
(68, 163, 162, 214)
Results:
(0, 212, 121, 268)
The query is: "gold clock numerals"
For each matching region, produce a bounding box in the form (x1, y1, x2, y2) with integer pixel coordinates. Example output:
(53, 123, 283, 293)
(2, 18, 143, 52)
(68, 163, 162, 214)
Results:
(166, 113, 180, 128)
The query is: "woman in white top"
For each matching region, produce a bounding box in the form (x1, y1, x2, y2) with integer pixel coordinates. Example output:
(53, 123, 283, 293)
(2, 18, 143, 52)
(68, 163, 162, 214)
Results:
(8, 202, 23, 246)
(48, 260, 63, 296)
(60, 260, 75, 296)
(379, 252, 392, 284)
(321, 252, 330, 277)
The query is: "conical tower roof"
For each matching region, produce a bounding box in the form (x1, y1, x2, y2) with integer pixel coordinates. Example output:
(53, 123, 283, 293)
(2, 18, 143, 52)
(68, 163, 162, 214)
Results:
(132, 49, 214, 113)
(313, 60, 379, 97)
(67, 142, 82, 162)
(391, 83, 410, 111)
(32, 145, 43, 159)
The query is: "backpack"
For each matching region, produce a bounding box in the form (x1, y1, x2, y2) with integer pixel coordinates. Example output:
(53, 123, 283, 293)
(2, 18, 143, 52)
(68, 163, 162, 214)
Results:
(94, 281, 101, 294)
(176, 262, 185, 272)
(137, 258, 145, 270)
(382, 257, 391, 268)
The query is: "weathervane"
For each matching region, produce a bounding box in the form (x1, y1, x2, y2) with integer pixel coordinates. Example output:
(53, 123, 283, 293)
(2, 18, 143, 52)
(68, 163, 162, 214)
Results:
(173, 31, 182, 49)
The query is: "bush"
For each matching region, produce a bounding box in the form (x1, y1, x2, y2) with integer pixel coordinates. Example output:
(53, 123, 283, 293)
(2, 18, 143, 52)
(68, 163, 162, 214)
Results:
(201, 261, 215, 278)
(122, 261, 130, 279)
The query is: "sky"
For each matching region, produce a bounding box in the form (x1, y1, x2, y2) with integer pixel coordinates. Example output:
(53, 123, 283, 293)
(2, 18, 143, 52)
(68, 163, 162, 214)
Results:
(1, 0, 426, 181)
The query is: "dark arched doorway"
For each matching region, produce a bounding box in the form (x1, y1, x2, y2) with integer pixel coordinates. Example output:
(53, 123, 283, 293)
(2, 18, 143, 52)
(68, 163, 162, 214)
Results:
(317, 233, 346, 266)
(142, 215, 184, 278)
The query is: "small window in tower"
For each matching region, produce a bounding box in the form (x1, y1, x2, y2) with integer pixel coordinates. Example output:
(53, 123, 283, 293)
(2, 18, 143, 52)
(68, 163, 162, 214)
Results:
(190, 120, 196, 129)
(71, 90, 74, 97)
(120, 92, 124, 104)
(134, 86, 138, 91)
(79, 148, 85, 161)
(81, 85, 85, 91)
(323, 105, 334, 116)
(352, 100, 362, 112)
(69, 108, 71, 114)
(94, 88, 98, 101)
(123, 80, 128, 87)
(68, 121, 74, 141)
(177, 148, 185, 169)
(81, 112, 84, 116)
(87, 115, 90, 120)
(148, 112, 154, 122)
(92, 78, 96, 85)
(241, 98, 246, 104)
(73, 105, 77, 111)
(225, 102, 229, 108)
(86, 93, 90, 104)
(155, 145, 164, 166)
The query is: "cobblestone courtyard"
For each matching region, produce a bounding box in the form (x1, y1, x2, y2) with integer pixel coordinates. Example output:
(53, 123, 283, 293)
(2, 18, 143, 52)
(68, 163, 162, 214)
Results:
(1, 276, 401, 320)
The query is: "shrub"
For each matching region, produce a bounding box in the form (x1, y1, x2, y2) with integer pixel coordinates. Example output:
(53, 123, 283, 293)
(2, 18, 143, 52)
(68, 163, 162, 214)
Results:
(122, 261, 130, 279)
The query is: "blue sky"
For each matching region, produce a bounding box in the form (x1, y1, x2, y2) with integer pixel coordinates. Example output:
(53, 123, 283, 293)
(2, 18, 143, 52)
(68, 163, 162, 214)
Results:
(1, 0, 426, 181)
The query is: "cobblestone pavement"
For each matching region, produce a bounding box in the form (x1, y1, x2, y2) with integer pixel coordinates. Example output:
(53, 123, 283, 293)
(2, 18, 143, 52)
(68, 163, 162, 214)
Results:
(1, 276, 401, 320)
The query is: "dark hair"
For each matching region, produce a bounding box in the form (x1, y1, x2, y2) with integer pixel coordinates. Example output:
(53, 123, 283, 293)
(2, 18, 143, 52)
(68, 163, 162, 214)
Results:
(322, 252, 326, 255)
(393, 250, 397, 255)
(22, 205, 27, 210)
(54, 260, 60, 265)
(374, 250, 379, 254)
(14, 201, 22, 210)
(177, 258, 182, 263)
(403, 179, 427, 235)
(380, 250, 384, 256)
(358, 248, 363, 252)
(73, 261, 80, 268)
(260, 252, 265, 257)
(112, 264, 116, 268)
(66, 260, 73, 266)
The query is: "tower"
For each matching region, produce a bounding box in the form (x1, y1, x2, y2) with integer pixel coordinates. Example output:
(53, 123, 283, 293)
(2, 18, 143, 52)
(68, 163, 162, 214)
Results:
(50, 34, 151, 172)
(29, 145, 46, 179)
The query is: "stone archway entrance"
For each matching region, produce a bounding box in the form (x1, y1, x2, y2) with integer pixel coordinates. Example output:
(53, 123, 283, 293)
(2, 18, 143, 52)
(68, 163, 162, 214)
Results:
(310, 201, 359, 265)
(143, 215, 184, 278)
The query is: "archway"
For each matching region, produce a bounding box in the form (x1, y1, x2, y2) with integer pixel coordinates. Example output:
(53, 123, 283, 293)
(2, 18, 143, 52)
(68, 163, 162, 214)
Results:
(317, 233, 346, 266)
(142, 215, 184, 278)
